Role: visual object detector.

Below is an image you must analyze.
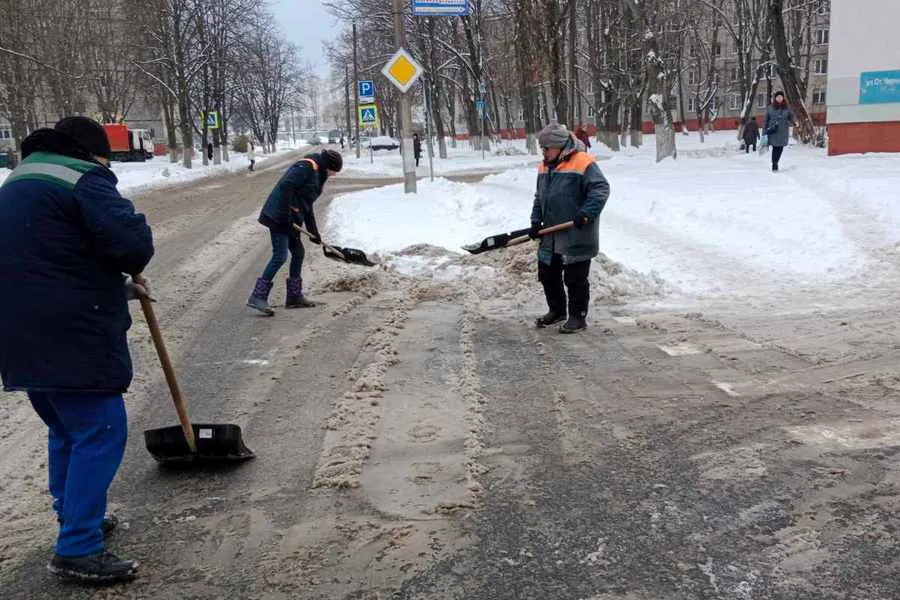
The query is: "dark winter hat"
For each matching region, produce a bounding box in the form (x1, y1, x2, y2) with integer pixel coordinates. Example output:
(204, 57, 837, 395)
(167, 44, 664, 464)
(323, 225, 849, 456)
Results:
(54, 116, 111, 159)
(538, 123, 570, 149)
(773, 90, 785, 99)
(321, 149, 343, 172)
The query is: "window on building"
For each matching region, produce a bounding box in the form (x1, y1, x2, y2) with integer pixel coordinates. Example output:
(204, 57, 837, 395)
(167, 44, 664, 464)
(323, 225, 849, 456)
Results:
(713, 43, 722, 57)
(729, 94, 742, 110)
(814, 59, 828, 75)
(813, 89, 826, 105)
(764, 64, 776, 79)
(687, 70, 697, 85)
(757, 93, 766, 108)
(817, 0, 830, 15)
(587, 105, 595, 118)
(815, 29, 829, 45)
(730, 68, 739, 83)
(688, 97, 697, 113)
(689, 45, 697, 57)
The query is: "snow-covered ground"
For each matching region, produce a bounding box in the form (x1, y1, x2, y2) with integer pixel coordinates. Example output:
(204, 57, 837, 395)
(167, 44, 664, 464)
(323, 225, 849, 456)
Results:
(328, 131, 900, 312)
(0, 141, 307, 193)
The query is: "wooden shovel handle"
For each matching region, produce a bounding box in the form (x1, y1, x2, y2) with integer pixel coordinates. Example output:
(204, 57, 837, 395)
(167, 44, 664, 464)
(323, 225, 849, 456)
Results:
(138, 294, 197, 453)
(507, 221, 575, 247)
(292, 224, 346, 261)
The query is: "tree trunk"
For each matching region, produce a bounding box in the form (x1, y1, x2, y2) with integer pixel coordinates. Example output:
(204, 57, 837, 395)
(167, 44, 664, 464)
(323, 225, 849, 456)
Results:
(769, 0, 815, 143)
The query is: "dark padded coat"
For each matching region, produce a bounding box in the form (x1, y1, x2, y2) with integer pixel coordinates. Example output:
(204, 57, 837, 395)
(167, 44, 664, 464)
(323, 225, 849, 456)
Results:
(531, 139, 610, 265)
(764, 104, 795, 148)
(259, 154, 328, 236)
(0, 131, 154, 393)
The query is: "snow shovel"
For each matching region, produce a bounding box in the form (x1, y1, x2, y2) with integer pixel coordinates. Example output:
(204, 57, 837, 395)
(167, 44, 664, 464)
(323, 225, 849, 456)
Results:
(138, 291, 255, 465)
(292, 224, 377, 267)
(462, 221, 575, 254)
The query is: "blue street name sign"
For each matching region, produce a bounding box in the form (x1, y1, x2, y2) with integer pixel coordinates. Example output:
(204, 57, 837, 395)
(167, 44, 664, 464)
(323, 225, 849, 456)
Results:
(358, 80, 375, 104)
(411, 0, 469, 17)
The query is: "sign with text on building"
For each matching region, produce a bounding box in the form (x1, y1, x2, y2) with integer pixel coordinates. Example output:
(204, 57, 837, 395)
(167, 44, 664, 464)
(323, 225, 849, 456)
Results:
(381, 48, 424, 94)
(358, 104, 379, 127)
(859, 70, 900, 105)
(358, 80, 375, 104)
(411, 0, 469, 16)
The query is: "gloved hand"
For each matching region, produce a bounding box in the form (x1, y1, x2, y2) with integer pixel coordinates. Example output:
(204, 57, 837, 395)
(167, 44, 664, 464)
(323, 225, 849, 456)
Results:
(125, 274, 150, 300)
(573, 212, 590, 229)
(529, 222, 542, 239)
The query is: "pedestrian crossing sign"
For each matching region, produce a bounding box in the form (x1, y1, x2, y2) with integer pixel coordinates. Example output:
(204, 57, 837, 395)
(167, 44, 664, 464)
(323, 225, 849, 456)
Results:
(358, 104, 379, 126)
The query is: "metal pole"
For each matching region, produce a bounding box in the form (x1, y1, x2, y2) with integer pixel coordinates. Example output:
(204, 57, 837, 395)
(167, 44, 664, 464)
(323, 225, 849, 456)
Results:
(423, 76, 435, 181)
(353, 22, 361, 159)
(393, 0, 416, 193)
(344, 64, 352, 149)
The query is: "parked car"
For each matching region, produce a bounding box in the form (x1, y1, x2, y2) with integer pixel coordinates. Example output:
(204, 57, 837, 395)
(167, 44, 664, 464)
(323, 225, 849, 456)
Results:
(368, 135, 400, 151)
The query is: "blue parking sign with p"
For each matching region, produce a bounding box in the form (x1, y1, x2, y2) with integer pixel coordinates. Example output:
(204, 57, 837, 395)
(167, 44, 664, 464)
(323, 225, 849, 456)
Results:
(358, 80, 375, 103)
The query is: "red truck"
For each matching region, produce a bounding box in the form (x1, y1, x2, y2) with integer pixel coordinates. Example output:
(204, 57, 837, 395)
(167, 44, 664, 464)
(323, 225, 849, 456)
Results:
(102, 124, 154, 162)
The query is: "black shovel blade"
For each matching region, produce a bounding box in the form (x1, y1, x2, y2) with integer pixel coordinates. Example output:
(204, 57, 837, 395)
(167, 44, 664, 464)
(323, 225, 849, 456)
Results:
(323, 245, 377, 267)
(144, 423, 255, 465)
(462, 227, 531, 254)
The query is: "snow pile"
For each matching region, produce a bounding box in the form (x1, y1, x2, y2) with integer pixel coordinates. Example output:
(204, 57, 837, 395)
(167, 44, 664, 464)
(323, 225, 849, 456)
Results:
(328, 133, 900, 308)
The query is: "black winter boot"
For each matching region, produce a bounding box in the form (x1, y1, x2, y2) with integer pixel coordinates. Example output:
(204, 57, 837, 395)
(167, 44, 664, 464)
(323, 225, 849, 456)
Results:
(48, 551, 138, 584)
(535, 311, 566, 328)
(285, 277, 316, 308)
(559, 316, 587, 333)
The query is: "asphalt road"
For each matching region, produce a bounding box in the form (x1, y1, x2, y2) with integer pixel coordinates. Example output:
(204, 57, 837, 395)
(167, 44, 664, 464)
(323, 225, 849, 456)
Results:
(0, 149, 898, 599)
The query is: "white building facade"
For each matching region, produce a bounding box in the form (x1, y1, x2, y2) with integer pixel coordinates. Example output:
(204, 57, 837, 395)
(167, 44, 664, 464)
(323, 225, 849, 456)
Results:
(826, 0, 900, 154)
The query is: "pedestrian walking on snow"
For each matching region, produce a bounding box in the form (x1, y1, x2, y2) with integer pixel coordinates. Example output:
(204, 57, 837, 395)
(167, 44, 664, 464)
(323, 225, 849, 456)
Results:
(574, 125, 592, 150)
(764, 91, 795, 171)
(530, 123, 610, 333)
(0, 116, 155, 584)
(742, 116, 760, 153)
(248, 141, 256, 172)
(247, 149, 343, 315)
(413, 133, 422, 167)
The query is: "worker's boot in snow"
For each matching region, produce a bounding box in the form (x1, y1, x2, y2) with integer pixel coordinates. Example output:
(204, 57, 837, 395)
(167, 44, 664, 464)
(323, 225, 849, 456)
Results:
(48, 551, 138, 584)
(535, 311, 566, 328)
(247, 278, 275, 316)
(559, 316, 587, 334)
(285, 277, 316, 308)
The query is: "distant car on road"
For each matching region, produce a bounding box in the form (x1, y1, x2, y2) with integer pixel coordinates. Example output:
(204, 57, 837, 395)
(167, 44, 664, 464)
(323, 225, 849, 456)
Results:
(368, 135, 400, 151)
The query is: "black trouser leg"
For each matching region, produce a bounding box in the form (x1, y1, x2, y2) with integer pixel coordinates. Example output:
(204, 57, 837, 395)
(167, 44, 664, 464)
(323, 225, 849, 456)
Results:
(772, 145, 784, 168)
(563, 260, 591, 318)
(538, 253, 567, 315)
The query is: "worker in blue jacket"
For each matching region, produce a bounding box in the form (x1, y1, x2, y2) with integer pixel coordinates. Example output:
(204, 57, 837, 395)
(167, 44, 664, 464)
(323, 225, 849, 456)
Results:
(247, 149, 343, 315)
(0, 117, 154, 584)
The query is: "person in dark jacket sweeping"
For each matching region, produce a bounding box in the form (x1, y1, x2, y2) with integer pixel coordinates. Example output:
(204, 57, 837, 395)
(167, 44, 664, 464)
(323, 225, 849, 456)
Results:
(764, 91, 795, 171)
(247, 149, 343, 315)
(0, 117, 154, 583)
(530, 123, 610, 333)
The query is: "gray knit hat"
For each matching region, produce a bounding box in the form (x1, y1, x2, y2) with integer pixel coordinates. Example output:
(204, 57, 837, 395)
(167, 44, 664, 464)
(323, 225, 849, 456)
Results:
(538, 123, 570, 149)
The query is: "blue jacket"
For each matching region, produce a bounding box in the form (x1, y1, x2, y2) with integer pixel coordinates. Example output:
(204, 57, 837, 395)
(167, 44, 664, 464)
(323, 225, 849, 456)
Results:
(259, 155, 327, 235)
(0, 145, 154, 393)
(764, 104, 795, 147)
(531, 139, 610, 264)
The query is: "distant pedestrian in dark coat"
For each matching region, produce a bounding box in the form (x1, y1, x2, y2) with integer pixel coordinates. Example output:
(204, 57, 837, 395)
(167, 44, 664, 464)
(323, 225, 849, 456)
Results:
(742, 117, 760, 153)
(0, 116, 154, 584)
(764, 91, 796, 171)
(413, 133, 422, 167)
(574, 125, 592, 150)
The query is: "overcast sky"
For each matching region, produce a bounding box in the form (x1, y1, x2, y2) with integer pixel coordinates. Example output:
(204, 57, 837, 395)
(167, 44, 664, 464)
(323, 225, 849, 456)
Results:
(271, 0, 338, 77)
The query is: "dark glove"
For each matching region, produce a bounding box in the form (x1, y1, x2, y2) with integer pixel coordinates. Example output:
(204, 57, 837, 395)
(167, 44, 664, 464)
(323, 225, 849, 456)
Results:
(529, 222, 542, 239)
(307, 231, 322, 245)
(573, 212, 589, 229)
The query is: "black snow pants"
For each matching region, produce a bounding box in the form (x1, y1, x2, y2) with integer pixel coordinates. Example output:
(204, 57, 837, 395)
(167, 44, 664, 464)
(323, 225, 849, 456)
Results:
(538, 253, 591, 318)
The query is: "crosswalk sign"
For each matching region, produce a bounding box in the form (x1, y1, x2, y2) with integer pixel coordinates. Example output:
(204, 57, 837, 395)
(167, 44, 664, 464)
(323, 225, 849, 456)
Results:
(358, 104, 379, 126)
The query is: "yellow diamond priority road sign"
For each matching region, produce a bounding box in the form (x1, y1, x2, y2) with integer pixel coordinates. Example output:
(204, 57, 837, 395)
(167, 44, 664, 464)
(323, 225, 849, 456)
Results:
(381, 47, 424, 94)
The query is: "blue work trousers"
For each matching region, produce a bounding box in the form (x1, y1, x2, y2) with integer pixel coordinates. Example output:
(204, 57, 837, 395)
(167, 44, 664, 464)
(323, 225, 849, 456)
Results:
(28, 391, 127, 558)
(261, 230, 304, 281)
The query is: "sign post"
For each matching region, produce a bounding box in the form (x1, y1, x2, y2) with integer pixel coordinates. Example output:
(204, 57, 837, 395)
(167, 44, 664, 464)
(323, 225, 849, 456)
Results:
(358, 80, 375, 104)
(383, 3, 425, 193)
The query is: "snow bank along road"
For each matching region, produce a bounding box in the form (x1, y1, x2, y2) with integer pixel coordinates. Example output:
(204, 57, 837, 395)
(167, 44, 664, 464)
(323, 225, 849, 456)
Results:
(1, 148, 898, 600)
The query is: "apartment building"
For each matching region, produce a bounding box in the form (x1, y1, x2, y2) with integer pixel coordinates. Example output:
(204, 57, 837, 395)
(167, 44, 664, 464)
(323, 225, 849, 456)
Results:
(673, 0, 831, 133)
(826, 0, 900, 155)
